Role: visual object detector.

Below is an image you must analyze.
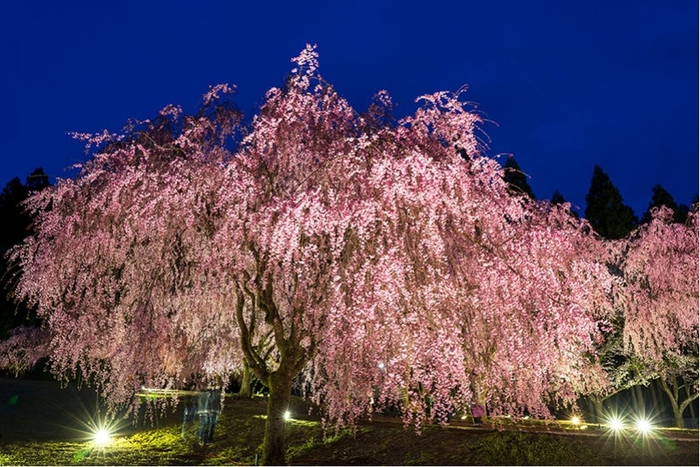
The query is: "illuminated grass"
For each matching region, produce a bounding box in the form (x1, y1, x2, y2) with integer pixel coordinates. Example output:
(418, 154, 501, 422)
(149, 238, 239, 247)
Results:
(0, 396, 696, 465)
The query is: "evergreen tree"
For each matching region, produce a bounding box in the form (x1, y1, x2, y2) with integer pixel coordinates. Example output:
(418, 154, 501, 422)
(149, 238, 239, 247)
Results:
(503, 155, 535, 199)
(584, 165, 638, 239)
(641, 184, 682, 224)
(26, 167, 50, 194)
(0, 168, 50, 339)
(682, 194, 700, 221)
(551, 190, 579, 218)
(551, 190, 566, 205)
(0, 177, 29, 256)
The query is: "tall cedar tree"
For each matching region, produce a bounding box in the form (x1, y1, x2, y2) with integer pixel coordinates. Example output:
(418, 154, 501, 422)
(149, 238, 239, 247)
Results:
(641, 184, 688, 224)
(584, 165, 638, 239)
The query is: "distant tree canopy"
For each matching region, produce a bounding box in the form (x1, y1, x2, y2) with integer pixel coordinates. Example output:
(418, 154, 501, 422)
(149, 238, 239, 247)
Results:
(0, 177, 28, 257)
(584, 165, 638, 239)
(502, 155, 535, 198)
(0, 168, 50, 339)
(550, 190, 566, 205)
(641, 184, 689, 224)
(550, 190, 579, 218)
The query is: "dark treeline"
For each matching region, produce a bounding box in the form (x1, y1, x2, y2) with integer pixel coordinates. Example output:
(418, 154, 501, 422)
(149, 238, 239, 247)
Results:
(0, 168, 50, 340)
(501, 156, 697, 238)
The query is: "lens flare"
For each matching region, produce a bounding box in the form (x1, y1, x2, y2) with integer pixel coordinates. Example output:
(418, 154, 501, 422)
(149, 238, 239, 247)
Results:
(635, 417, 652, 434)
(93, 427, 112, 446)
(608, 417, 624, 431)
(85, 415, 121, 447)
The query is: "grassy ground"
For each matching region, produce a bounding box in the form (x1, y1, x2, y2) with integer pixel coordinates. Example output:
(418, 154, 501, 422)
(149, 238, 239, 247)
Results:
(0, 377, 697, 465)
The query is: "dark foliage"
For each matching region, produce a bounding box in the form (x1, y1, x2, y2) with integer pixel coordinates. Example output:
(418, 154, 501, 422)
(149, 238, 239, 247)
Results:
(584, 165, 638, 239)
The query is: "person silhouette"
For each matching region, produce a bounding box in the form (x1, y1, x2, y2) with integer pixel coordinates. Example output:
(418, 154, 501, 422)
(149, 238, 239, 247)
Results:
(198, 388, 223, 444)
(471, 403, 485, 427)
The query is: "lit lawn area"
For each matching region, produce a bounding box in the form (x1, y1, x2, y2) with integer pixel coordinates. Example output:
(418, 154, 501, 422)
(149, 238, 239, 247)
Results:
(0, 377, 697, 466)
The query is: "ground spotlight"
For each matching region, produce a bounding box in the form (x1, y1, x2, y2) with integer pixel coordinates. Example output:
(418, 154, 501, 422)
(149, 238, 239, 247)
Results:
(92, 427, 113, 446)
(601, 408, 629, 434)
(86, 414, 120, 447)
(608, 417, 624, 431)
(635, 417, 653, 434)
(284, 410, 292, 421)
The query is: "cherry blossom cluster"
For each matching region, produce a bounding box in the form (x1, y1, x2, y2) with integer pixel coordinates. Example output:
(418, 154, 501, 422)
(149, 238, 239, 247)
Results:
(9, 47, 688, 435)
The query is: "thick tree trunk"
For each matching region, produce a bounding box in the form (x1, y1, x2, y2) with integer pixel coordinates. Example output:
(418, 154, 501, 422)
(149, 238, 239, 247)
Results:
(670, 399, 685, 429)
(589, 395, 605, 424)
(261, 369, 294, 465)
(235, 284, 310, 464)
(238, 360, 254, 399)
(673, 406, 684, 428)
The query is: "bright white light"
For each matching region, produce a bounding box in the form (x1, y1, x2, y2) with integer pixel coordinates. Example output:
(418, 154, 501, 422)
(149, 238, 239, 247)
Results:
(608, 417, 624, 431)
(283, 410, 291, 421)
(377, 361, 385, 369)
(571, 416, 580, 425)
(93, 428, 112, 446)
(635, 417, 652, 434)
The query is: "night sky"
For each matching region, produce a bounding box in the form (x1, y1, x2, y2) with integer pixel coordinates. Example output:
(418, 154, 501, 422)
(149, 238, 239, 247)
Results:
(1, 0, 697, 217)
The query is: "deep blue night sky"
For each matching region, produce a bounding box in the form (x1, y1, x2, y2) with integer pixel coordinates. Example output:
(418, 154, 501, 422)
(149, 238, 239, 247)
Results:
(1, 0, 697, 217)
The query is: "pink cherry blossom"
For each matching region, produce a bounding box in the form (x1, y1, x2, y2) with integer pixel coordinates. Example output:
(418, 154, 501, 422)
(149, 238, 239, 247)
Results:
(620, 207, 698, 364)
(4, 46, 618, 464)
